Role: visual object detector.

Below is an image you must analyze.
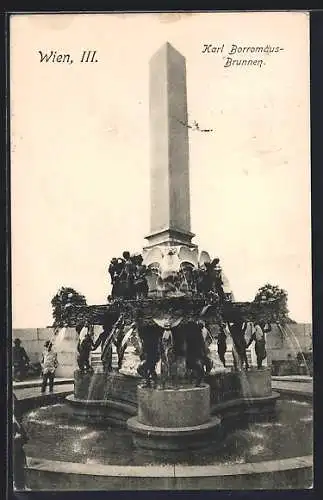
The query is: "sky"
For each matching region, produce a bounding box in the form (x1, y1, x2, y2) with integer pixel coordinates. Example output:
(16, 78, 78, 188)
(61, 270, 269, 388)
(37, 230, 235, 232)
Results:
(10, 12, 311, 327)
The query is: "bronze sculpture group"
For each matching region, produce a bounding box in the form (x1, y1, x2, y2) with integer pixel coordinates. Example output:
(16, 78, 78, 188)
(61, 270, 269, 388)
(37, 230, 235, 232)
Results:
(76, 310, 270, 388)
(108, 252, 231, 303)
(75, 253, 269, 385)
(108, 252, 149, 300)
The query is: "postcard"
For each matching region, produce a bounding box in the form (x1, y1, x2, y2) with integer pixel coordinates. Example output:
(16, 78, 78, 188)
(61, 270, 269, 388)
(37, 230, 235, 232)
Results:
(10, 11, 312, 491)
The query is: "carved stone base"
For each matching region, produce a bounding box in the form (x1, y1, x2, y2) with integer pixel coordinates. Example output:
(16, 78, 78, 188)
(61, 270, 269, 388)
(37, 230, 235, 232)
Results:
(137, 384, 210, 428)
(127, 383, 220, 450)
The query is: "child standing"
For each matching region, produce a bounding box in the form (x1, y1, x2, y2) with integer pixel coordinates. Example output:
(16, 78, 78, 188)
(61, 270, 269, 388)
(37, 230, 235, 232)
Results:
(40, 341, 58, 393)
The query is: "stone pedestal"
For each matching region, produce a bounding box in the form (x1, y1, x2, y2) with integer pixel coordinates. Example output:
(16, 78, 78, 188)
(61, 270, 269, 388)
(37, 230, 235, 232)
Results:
(73, 369, 139, 405)
(127, 383, 220, 450)
(137, 384, 210, 427)
(237, 368, 272, 398)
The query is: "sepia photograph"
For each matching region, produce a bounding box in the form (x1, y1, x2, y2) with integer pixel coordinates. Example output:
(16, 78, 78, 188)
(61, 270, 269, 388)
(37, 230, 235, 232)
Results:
(10, 11, 312, 491)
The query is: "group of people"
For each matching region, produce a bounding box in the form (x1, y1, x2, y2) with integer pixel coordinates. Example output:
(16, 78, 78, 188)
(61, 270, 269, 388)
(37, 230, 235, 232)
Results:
(108, 251, 149, 300)
(13, 338, 59, 392)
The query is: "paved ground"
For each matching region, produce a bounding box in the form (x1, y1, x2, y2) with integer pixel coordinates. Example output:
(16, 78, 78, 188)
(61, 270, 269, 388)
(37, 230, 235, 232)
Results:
(13, 376, 313, 400)
(271, 380, 312, 396)
(13, 377, 73, 389)
(272, 375, 312, 382)
(14, 383, 74, 400)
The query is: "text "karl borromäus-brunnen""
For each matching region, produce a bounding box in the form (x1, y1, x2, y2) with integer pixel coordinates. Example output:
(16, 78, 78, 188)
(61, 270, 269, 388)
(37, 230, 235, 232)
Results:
(201, 43, 285, 68)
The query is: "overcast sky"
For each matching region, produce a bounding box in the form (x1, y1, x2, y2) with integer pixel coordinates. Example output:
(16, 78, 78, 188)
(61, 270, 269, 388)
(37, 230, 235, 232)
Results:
(10, 12, 311, 327)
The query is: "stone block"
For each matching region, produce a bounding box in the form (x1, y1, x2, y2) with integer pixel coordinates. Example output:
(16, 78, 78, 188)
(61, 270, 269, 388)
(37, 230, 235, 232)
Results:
(237, 368, 272, 398)
(137, 384, 210, 428)
(207, 372, 240, 405)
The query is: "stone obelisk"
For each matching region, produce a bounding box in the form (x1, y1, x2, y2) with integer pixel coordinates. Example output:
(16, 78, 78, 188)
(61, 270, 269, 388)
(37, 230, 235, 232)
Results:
(145, 42, 196, 249)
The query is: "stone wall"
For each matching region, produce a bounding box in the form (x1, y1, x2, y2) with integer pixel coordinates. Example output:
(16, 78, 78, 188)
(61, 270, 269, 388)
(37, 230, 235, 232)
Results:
(266, 324, 312, 362)
(12, 328, 54, 364)
(12, 323, 312, 376)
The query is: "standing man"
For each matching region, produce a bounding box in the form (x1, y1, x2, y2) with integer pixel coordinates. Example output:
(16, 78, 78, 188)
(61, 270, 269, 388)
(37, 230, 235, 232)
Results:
(40, 341, 58, 393)
(13, 339, 30, 381)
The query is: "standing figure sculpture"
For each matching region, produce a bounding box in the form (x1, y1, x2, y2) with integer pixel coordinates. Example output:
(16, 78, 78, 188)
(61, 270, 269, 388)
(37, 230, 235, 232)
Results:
(92, 312, 120, 372)
(160, 328, 175, 387)
(108, 258, 124, 298)
(120, 251, 136, 299)
(247, 321, 271, 369)
(217, 323, 228, 368)
(77, 325, 94, 373)
(136, 322, 161, 387)
(192, 265, 205, 294)
(228, 321, 249, 371)
(184, 321, 208, 386)
(199, 320, 214, 375)
(211, 258, 225, 303)
(112, 314, 130, 370)
(134, 255, 149, 299)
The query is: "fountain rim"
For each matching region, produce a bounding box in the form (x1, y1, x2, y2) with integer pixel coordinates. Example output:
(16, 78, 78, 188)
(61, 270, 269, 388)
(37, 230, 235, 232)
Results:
(26, 454, 313, 479)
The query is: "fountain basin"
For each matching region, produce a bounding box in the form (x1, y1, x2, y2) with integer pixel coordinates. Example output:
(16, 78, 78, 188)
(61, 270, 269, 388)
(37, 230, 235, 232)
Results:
(21, 394, 312, 489)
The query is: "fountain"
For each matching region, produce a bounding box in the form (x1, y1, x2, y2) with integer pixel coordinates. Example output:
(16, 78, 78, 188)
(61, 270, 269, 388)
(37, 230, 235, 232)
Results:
(64, 42, 279, 452)
(15, 43, 313, 491)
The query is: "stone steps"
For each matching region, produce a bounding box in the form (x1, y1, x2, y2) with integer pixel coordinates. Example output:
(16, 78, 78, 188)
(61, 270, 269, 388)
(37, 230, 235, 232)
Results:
(91, 348, 119, 369)
(91, 346, 253, 370)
